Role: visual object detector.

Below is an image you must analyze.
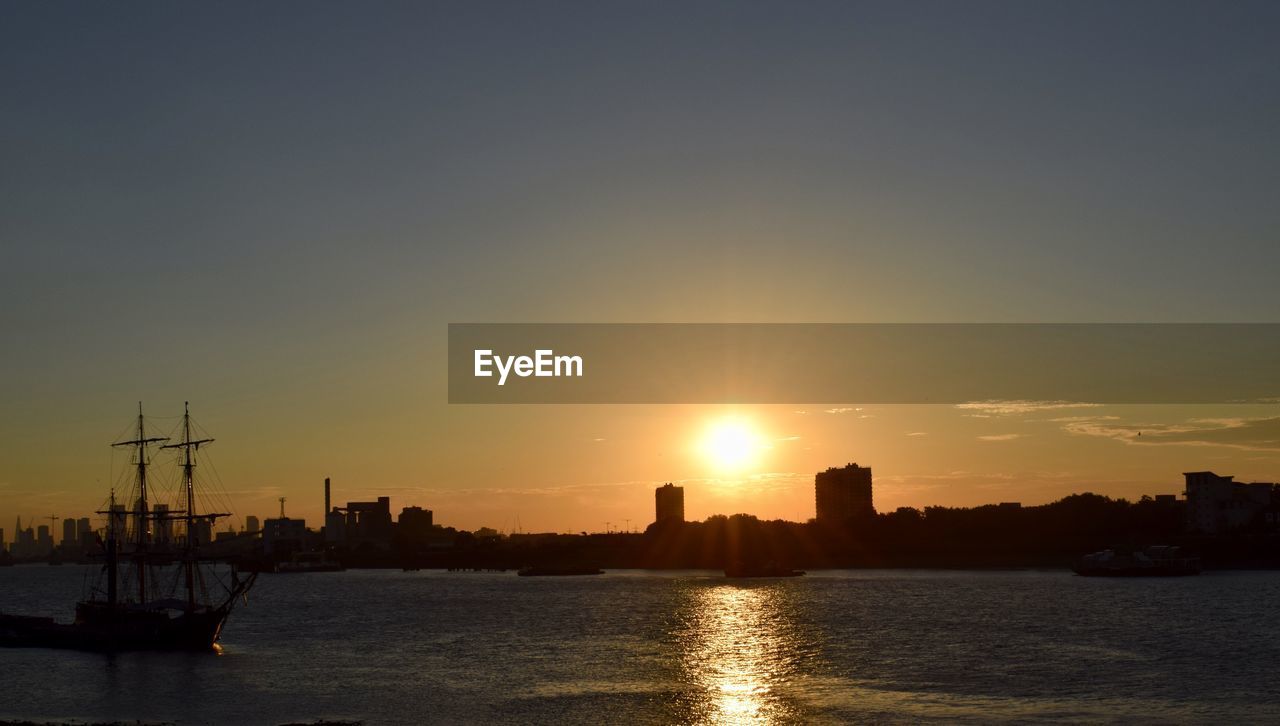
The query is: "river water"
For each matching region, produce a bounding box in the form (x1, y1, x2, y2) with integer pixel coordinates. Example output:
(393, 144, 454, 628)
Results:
(2, 566, 1277, 724)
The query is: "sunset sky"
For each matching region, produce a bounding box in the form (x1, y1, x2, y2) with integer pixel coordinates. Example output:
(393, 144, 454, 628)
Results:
(3, 2, 1279, 535)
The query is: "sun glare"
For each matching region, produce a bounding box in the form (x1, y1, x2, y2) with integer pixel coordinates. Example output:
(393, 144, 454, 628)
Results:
(699, 418, 768, 473)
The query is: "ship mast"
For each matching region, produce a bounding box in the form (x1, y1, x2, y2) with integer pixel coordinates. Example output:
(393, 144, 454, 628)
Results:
(160, 402, 221, 611)
(106, 488, 118, 607)
(111, 402, 167, 603)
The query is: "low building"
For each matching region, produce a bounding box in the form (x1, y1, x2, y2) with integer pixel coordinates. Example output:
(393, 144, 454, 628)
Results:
(1185, 471, 1277, 533)
(398, 506, 434, 544)
(337, 497, 393, 548)
(262, 517, 307, 556)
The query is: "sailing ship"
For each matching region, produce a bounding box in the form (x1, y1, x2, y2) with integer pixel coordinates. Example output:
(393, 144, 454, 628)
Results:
(0, 403, 257, 651)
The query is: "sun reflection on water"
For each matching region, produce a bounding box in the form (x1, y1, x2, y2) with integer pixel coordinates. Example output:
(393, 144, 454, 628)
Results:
(676, 584, 809, 724)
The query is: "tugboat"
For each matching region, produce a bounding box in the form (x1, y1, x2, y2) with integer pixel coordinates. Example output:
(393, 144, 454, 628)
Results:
(1073, 545, 1202, 577)
(0, 403, 257, 651)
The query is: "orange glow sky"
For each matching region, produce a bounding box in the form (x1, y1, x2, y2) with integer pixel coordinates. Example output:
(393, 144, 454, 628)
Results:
(4, 401, 1279, 536)
(3, 3, 1280, 537)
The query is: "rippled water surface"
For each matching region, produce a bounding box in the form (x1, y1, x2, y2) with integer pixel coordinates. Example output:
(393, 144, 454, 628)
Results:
(2, 567, 1278, 724)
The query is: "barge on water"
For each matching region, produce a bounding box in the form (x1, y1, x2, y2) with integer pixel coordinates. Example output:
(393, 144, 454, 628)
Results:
(1073, 546, 1201, 577)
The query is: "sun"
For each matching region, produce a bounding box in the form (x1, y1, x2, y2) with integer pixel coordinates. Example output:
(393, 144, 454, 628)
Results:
(699, 418, 768, 473)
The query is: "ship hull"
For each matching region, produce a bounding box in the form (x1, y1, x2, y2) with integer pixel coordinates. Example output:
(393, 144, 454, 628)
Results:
(0, 604, 229, 652)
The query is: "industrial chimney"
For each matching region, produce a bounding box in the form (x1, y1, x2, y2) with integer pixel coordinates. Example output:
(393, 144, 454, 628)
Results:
(324, 477, 331, 515)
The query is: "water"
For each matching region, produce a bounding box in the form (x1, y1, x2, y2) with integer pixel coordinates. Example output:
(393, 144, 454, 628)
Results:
(2, 566, 1279, 724)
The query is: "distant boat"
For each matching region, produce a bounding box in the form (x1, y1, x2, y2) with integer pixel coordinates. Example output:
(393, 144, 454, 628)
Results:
(724, 561, 805, 578)
(0, 404, 257, 651)
(517, 566, 604, 576)
(1073, 546, 1201, 577)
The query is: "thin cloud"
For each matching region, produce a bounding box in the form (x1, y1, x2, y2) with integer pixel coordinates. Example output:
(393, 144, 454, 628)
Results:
(978, 433, 1025, 442)
(1062, 416, 1280, 452)
(956, 400, 1103, 416)
(877, 470, 1019, 483)
(906, 432, 929, 437)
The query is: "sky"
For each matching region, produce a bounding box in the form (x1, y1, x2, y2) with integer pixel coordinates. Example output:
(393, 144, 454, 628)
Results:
(2, 1, 1279, 536)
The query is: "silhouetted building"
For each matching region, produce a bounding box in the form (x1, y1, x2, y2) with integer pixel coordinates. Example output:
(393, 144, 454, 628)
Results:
(16, 526, 36, 558)
(655, 483, 685, 524)
(399, 506, 433, 530)
(398, 506, 435, 544)
(108, 504, 127, 541)
(338, 497, 394, 547)
(0, 527, 5, 553)
(325, 508, 346, 542)
(245, 515, 260, 534)
(36, 525, 53, 555)
(132, 497, 148, 543)
(189, 518, 213, 547)
(1184, 471, 1276, 533)
(815, 463, 875, 523)
(262, 517, 307, 556)
(153, 503, 173, 544)
(215, 523, 244, 542)
(78, 522, 96, 550)
(61, 518, 77, 549)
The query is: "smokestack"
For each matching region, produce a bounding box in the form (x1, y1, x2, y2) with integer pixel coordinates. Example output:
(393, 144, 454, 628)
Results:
(324, 477, 331, 515)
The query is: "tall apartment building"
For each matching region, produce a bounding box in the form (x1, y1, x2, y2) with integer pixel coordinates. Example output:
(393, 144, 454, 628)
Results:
(815, 463, 875, 523)
(654, 483, 685, 524)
